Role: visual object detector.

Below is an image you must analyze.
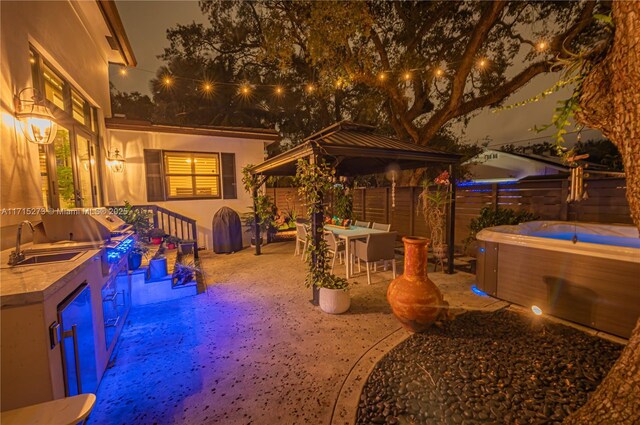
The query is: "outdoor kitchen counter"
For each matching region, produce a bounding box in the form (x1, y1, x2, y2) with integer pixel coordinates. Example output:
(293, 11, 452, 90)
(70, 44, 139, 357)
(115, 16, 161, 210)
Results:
(0, 244, 103, 307)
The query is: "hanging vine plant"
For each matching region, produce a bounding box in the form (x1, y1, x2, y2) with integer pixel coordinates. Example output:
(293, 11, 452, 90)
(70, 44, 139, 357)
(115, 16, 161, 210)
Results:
(241, 164, 276, 240)
(418, 170, 452, 264)
(295, 158, 349, 290)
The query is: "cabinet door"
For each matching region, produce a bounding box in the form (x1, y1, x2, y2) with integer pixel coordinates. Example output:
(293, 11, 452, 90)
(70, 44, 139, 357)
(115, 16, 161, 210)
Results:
(58, 283, 98, 396)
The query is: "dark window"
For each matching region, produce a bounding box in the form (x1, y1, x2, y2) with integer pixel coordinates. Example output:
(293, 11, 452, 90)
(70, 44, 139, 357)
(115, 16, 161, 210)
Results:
(221, 153, 237, 199)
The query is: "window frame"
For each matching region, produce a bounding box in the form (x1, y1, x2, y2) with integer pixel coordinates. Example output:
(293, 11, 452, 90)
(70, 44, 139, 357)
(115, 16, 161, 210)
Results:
(29, 46, 103, 208)
(163, 150, 222, 200)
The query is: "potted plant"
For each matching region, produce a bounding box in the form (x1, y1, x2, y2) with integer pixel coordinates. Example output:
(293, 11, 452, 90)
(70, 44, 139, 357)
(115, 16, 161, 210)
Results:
(165, 235, 180, 250)
(296, 158, 351, 314)
(148, 228, 165, 245)
(172, 260, 200, 286)
(317, 274, 351, 314)
(128, 241, 149, 270)
(418, 171, 452, 269)
(114, 200, 152, 236)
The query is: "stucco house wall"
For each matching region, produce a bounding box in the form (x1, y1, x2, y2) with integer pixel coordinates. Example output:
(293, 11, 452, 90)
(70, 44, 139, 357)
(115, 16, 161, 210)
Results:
(106, 126, 274, 249)
(0, 0, 129, 249)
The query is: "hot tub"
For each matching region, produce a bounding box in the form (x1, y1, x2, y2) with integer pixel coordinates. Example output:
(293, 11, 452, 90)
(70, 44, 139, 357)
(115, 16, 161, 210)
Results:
(476, 221, 640, 338)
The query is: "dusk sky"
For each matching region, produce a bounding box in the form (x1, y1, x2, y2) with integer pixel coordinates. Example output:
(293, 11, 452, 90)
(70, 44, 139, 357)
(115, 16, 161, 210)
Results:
(109, 0, 601, 148)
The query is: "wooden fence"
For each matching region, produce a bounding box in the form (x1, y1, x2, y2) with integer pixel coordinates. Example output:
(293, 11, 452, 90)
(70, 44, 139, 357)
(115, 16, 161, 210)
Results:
(267, 177, 631, 250)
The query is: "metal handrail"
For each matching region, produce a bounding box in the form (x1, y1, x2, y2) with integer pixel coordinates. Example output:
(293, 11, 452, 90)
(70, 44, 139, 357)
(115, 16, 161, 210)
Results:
(112, 204, 199, 259)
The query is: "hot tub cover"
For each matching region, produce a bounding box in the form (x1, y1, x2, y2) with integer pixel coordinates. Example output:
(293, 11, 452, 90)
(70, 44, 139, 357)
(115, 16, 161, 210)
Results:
(212, 207, 243, 253)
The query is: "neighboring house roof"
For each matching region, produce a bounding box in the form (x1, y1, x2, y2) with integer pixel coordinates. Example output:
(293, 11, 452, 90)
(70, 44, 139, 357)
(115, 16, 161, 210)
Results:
(96, 0, 136, 66)
(502, 150, 610, 171)
(465, 148, 623, 182)
(252, 120, 461, 176)
(105, 118, 280, 142)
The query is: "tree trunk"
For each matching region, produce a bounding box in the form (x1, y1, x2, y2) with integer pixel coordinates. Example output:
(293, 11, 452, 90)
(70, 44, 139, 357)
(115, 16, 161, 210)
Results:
(565, 2, 640, 424)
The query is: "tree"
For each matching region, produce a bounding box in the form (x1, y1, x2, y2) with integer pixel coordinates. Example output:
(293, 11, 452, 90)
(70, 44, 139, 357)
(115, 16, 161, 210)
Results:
(563, 2, 640, 423)
(109, 83, 155, 121)
(185, 1, 604, 144)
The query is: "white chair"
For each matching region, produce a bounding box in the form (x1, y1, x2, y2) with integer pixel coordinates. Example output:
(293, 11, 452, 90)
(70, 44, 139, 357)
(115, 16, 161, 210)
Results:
(354, 232, 398, 285)
(0, 393, 96, 425)
(372, 222, 391, 231)
(295, 223, 309, 260)
(324, 231, 346, 273)
(355, 220, 371, 228)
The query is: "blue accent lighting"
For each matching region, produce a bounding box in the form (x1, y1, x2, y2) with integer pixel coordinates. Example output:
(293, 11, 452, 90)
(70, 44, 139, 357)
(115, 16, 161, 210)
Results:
(471, 285, 488, 297)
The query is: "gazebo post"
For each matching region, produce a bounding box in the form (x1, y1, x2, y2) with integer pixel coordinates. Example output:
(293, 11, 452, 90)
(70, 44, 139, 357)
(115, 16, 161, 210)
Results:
(446, 164, 456, 274)
(309, 154, 322, 305)
(253, 185, 261, 256)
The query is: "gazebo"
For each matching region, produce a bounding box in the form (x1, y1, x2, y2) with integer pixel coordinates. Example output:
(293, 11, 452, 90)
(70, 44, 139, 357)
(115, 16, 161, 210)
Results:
(250, 121, 462, 291)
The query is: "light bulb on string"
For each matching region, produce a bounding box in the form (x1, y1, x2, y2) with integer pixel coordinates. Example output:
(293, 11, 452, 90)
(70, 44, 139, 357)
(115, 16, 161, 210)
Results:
(306, 83, 315, 94)
(119, 67, 128, 76)
(162, 75, 173, 86)
(434, 68, 444, 78)
(477, 58, 488, 69)
(378, 72, 387, 82)
(402, 71, 411, 82)
(536, 40, 548, 52)
(274, 85, 284, 96)
(239, 84, 251, 96)
(202, 82, 213, 93)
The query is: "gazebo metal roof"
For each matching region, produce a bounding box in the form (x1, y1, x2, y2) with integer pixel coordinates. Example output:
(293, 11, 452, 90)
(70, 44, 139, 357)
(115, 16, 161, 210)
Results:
(251, 121, 461, 176)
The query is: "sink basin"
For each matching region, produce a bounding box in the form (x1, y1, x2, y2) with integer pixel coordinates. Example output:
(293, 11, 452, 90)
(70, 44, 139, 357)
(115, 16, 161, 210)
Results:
(14, 251, 84, 266)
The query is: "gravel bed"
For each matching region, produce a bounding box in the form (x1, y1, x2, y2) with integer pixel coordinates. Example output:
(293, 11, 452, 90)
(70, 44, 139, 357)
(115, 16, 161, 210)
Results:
(357, 310, 623, 425)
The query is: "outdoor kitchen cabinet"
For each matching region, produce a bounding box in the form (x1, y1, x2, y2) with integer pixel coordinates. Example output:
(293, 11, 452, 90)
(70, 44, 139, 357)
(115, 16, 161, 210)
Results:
(0, 250, 112, 411)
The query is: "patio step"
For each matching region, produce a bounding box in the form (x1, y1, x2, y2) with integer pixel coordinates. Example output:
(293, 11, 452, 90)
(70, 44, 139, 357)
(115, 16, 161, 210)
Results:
(131, 269, 197, 306)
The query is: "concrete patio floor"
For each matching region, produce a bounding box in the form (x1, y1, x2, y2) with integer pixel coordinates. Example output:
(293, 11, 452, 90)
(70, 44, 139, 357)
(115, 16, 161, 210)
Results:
(89, 241, 505, 425)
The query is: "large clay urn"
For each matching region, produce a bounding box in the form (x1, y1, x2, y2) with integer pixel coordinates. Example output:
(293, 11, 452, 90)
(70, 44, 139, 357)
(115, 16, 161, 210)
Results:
(387, 237, 444, 332)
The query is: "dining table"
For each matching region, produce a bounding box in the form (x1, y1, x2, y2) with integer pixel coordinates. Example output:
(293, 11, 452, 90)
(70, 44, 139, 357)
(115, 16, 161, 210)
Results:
(325, 224, 388, 278)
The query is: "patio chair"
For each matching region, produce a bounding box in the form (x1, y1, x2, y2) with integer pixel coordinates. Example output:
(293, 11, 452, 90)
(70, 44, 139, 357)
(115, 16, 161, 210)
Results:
(354, 231, 398, 285)
(324, 231, 346, 273)
(295, 223, 309, 260)
(372, 222, 391, 231)
(354, 220, 371, 228)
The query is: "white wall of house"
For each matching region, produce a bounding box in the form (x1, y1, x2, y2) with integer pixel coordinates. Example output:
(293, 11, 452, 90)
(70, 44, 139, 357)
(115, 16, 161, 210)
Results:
(0, 0, 122, 248)
(106, 128, 271, 249)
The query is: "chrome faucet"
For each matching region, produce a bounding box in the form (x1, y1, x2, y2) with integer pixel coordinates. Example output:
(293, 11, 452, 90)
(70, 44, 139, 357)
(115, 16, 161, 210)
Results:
(8, 220, 35, 266)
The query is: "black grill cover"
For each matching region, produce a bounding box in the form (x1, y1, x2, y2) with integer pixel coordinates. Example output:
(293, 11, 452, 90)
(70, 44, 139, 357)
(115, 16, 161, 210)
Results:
(212, 207, 243, 253)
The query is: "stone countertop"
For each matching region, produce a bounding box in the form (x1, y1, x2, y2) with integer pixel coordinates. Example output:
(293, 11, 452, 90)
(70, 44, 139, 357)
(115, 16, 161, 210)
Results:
(0, 243, 103, 308)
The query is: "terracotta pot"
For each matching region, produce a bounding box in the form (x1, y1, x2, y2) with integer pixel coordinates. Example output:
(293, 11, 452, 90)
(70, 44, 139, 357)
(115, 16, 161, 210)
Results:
(387, 237, 444, 332)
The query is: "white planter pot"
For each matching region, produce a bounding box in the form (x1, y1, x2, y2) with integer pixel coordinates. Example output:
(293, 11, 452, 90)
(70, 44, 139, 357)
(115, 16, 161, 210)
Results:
(319, 287, 351, 314)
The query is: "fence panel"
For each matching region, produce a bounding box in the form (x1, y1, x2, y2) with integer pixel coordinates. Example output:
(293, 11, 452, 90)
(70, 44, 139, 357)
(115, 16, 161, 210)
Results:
(270, 177, 631, 249)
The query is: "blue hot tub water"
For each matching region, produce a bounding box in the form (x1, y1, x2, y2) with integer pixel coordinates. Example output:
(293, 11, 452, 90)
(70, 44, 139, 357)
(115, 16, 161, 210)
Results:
(530, 232, 640, 249)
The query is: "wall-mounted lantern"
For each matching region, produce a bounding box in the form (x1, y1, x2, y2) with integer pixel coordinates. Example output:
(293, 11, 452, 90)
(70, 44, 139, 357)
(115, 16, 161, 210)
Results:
(106, 149, 126, 173)
(14, 88, 57, 145)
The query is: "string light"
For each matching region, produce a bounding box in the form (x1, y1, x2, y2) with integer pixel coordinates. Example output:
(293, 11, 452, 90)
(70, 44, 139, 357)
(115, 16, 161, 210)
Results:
(239, 84, 251, 96)
(536, 40, 548, 52)
(114, 48, 538, 96)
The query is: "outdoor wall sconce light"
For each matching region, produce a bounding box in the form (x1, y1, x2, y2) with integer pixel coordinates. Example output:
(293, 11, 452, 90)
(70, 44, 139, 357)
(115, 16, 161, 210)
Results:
(106, 149, 126, 173)
(14, 88, 57, 145)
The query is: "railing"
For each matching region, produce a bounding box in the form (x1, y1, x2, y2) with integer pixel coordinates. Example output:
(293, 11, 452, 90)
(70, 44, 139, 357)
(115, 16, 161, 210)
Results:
(117, 204, 199, 259)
